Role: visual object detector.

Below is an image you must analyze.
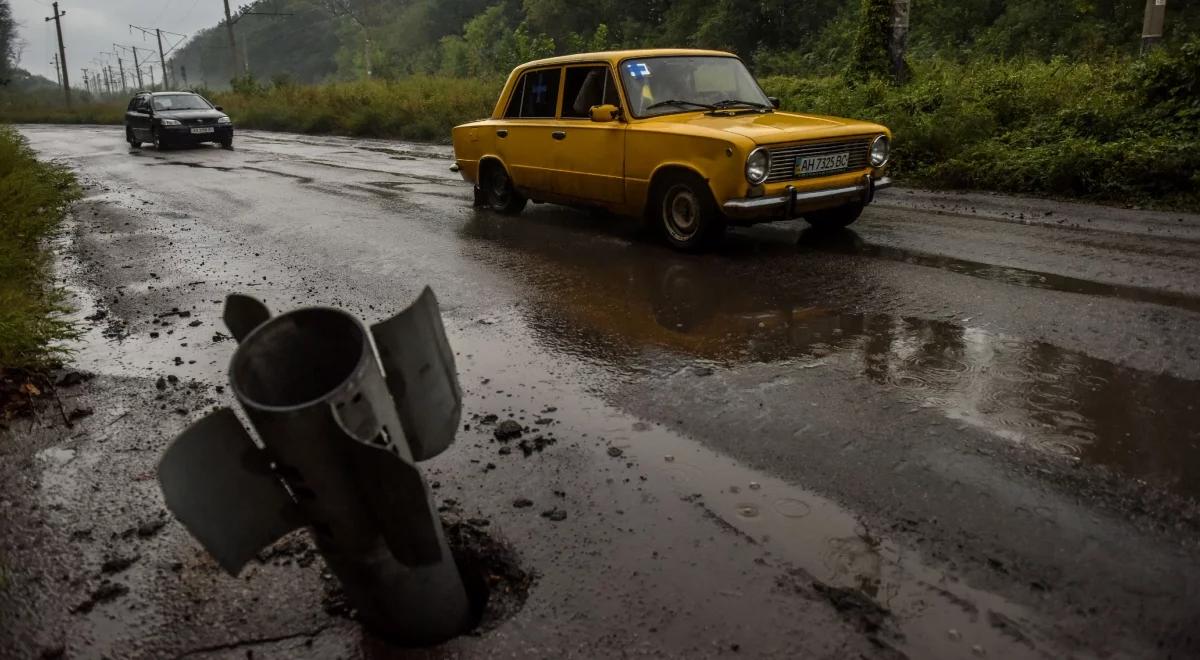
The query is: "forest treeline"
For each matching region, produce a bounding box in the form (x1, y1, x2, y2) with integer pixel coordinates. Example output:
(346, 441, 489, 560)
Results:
(169, 0, 1200, 86)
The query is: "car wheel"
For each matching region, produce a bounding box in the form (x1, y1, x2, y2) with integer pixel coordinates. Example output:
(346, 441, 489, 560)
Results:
(126, 128, 141, 149)
(655, 172, 725, 252)
(220, 138, 233, 150)
(804, 202, 864, 230)
(481, 163, 527, 215)
(153, 129, 170, 151)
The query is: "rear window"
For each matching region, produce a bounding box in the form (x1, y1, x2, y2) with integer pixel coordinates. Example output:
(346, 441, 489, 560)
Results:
(504, 68, 561, 119)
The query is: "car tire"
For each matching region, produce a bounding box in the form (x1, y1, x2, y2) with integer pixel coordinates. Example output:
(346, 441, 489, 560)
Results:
(804, 202, 864, 230)
(220, 137, 233, 150)
(481, 162, 527, 215)
(153, 129, 170, 151)
(126, 128, 141, 149)
(654, 172, 725, 252)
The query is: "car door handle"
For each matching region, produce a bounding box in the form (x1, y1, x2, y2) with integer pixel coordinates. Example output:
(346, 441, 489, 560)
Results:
(496, 129, 508, 138)
(551, 131, 566, 140)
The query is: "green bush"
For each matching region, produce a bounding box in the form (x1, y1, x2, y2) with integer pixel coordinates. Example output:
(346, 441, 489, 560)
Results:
(762, 43, 1200, 208)
(211, 75, 499, 142)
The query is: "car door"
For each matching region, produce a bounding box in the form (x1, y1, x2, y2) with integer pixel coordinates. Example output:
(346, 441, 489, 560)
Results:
(550, 64, 626, 205)
(129, 95, 152, 140)
(494, 67, 563, 197)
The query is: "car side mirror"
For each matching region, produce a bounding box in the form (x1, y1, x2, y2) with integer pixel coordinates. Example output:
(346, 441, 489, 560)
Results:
(768, 97, 781, 109)
(589, 104, 621, 123)
(215, 106, 224, 111)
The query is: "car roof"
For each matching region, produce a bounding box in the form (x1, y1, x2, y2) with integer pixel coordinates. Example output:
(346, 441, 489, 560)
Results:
(518, 48, 738, 70)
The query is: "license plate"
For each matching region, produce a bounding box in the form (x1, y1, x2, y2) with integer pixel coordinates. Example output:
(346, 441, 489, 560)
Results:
(190, 127, 214, 134)
(796, 152, 849, 176)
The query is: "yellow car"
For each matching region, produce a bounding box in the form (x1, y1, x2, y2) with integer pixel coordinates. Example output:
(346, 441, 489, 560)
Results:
(452, 48, 892, 250)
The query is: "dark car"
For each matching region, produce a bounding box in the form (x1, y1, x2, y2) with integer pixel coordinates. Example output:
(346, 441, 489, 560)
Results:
(125, 91, 234, 150)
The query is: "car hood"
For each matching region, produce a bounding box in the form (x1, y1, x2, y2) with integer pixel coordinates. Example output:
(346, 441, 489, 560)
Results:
(646, 110, 887, 145)
(156, 109, 227, 120)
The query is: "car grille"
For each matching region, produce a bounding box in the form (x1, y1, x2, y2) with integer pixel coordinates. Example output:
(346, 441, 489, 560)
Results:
(765, 138, 872, 183)
(182, 117, 216, 126)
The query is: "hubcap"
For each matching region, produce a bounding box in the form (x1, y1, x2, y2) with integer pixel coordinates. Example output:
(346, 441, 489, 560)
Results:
(663, 185, 701, 242)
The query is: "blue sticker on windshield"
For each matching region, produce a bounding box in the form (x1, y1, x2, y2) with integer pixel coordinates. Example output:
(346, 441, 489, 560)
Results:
(626, 62, 651, 79)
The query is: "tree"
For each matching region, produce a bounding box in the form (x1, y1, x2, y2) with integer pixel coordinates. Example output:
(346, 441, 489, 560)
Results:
(848, 0, 892, 81)
(0, 0, 15, 86)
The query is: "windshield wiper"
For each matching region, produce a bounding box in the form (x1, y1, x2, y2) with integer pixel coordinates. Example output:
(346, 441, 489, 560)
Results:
(645, 99, 715, 111)
(711, 99, 771, 111)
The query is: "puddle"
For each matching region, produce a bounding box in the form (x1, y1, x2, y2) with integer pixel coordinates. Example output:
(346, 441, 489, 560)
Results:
(460, 212, 1200, 499)
(450, 319, 1058, 658)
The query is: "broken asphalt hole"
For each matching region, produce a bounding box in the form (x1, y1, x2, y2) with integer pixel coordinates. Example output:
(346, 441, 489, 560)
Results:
(321, 516, 533, 644)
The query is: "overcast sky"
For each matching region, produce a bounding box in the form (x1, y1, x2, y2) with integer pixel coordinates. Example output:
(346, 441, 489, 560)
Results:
(12, 0, 229, 85)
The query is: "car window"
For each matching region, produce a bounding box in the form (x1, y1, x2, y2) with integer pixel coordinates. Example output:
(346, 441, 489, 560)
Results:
(127, 98, 139, 111)
(151, 94, 212, 111)
(561, 66, 620, 119)
(503, 68, 561, 119)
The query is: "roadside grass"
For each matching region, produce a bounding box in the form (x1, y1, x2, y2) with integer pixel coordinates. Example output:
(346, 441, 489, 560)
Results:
(213, 75, 499, 141)
(0, 97, 125, 126)
(0, 125, 79, 374)
(2, 44, 1196, 209)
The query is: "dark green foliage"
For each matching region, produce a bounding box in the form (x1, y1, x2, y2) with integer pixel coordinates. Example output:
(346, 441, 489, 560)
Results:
(763, 42, 1200, 209)
(0, 126, 79, 369)
(847, 0, 892, 82)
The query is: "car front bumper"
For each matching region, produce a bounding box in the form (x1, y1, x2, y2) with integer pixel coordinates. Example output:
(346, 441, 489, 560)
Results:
(160, 125, 234, 142)
(723, 175, 892, 222)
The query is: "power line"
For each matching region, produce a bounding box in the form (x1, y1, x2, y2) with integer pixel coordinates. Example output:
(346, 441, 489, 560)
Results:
(130, 24, 189, 90)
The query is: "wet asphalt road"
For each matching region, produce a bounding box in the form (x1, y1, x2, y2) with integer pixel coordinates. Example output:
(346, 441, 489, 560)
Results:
(3, 124, 1200, 659)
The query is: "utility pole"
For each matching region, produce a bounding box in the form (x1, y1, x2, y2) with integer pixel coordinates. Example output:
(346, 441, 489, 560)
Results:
(131, 47, 144, 88)
(890, 0, 911, 82)
(223, 0, 241, 80)
(364, 36, 372, 78)
(156, 29, 170, 89)
(44, 2, 71, 107)
(222, 1, 293, 82)
(1142, 0, 1168, 52)
(51, 54, 61, 86)
(114, 45, 128, 92)
(81, 68, 89, 94)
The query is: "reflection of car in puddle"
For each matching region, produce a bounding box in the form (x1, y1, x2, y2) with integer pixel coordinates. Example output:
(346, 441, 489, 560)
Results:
(462, 213, 1200, 499)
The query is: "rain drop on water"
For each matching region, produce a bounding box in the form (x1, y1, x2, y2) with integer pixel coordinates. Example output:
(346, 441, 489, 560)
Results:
(735, 504, 760, 518)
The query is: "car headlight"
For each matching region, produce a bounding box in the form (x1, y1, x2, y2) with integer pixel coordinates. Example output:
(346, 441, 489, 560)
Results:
(217, 116, 231, 124)
(870, 135, 890, 167)
(745, 147, 770, 185)
(160, 118, 181, 126)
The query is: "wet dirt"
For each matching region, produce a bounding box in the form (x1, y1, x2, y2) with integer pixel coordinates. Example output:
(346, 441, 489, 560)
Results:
(5, 125, 1200, 659)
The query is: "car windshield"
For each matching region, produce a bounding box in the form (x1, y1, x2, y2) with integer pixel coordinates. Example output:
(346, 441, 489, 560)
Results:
(619, 56, 771, 118)
(152, 94, 212, 111)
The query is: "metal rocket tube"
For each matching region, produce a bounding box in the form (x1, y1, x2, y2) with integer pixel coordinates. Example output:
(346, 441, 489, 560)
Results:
(158, 288, 472, 646)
